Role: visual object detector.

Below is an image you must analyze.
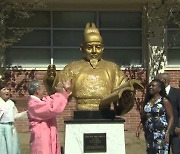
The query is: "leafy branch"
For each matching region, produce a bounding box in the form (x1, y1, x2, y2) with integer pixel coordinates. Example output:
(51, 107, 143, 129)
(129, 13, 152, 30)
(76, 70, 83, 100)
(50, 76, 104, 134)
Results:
(144, 0, 180, 81)
(0, 0, 44, 69)
(1, 66, 36, 97)
(124, 66, 147, 112)
(0, 0, 44, 48)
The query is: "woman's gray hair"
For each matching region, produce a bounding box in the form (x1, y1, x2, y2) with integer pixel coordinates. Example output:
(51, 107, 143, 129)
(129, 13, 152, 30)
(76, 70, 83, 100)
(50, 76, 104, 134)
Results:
(28, 80, 41, 95)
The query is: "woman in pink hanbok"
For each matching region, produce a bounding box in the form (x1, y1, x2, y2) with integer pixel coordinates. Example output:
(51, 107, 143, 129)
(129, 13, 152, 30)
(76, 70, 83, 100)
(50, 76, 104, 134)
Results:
(27, 80, 71, 154)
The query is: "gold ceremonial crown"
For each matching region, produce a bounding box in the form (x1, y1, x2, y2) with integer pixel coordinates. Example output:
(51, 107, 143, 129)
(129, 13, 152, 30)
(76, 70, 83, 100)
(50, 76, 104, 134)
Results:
(84, 22, 103, 43)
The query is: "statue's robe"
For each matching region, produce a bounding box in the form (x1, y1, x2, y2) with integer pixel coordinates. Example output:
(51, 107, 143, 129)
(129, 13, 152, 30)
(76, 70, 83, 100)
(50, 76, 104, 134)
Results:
(53, 59, 131, 113)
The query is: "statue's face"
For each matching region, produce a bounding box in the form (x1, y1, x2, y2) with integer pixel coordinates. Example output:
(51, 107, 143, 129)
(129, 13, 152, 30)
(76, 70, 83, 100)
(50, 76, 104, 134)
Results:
(84, 42, 104, 61)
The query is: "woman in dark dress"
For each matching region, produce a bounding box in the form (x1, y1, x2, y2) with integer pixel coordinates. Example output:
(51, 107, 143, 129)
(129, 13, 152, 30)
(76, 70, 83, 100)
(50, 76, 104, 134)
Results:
(137, 79, 174, 154)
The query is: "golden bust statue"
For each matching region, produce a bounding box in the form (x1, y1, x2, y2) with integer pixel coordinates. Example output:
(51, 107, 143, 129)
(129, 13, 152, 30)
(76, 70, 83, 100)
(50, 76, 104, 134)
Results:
(44, 22, 143, 115)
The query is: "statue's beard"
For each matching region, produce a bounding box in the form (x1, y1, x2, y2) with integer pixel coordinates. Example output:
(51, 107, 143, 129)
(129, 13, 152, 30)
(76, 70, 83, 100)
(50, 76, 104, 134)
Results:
(90, 59, 98, 69)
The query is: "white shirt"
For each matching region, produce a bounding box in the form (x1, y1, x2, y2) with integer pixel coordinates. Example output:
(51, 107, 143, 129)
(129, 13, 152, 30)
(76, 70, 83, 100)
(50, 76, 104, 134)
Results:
(0, 98, 15, 123)
(166, 85, 171, 95)
(0, 98, 27, 123)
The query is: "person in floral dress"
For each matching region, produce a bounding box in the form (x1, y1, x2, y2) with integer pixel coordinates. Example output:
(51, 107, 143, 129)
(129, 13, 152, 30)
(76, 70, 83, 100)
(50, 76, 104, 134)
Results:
(137, 79, 174, 154)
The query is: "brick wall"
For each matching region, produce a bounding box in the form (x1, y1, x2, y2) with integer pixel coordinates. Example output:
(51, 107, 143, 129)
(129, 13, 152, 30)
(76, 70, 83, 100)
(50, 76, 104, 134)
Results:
(13, 70, 180, 133)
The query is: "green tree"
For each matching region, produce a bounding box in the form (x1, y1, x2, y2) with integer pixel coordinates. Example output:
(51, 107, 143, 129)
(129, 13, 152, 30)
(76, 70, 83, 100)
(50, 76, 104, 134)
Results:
(143, 0, 180, 82)
(0, 0, 44, 70)
(0, 0, 44, 96)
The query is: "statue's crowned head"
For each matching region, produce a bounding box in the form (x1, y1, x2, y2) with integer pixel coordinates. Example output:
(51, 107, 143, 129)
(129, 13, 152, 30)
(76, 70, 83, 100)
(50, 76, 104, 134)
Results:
(81, 22, 104, 69)
(83, 22, 103, 43)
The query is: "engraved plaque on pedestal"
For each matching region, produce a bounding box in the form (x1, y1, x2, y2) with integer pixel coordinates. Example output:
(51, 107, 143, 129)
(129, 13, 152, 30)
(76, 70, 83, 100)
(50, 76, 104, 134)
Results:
(64, 118, 126, 154)
(84, 133, 106, 153)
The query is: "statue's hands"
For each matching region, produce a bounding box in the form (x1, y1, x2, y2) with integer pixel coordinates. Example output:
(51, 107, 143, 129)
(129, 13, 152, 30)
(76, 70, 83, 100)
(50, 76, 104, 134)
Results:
(120, 90, 134, 105)
(114, 90, 134, 115)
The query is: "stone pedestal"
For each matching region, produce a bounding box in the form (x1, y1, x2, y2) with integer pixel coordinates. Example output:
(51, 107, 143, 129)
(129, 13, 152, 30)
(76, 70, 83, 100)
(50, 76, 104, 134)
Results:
(64, 111, 125, 154)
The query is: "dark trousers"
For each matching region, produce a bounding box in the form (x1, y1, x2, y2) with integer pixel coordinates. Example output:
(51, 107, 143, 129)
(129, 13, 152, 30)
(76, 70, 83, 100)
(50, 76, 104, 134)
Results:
(170, 135, 180, 154)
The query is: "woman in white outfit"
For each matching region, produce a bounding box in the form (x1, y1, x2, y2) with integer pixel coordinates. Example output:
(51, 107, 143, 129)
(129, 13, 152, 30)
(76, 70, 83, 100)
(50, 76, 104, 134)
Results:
(0, 81, 27, 154)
